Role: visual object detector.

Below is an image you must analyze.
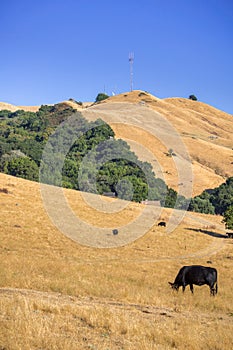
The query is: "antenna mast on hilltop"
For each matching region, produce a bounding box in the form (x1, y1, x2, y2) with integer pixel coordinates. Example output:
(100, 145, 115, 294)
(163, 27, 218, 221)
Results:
(129, 52, 134, 92)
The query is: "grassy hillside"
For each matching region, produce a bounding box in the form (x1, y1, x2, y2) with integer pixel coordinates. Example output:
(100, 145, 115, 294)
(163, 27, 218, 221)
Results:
(1, 91, 232, 196)
(81, 91, 232, 196)
(1, 172, 233, 349)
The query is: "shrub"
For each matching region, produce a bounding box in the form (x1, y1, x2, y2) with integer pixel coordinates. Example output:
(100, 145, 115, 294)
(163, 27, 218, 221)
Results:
(189, 94, 198, 101)
(95, 93, 109, 103)
(222, 205, 233, 230)
(4, 157, 39, 181)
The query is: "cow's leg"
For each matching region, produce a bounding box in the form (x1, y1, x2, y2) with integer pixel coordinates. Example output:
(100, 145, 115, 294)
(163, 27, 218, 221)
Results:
(182, 285, 186, 293)
(210, 283, 218, 296)
(190, 284, 194, 294)
(210, 284, 216, 296)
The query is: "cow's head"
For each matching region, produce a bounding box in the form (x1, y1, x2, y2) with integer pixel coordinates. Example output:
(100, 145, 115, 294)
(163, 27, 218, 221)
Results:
(168, 282, 179, 291)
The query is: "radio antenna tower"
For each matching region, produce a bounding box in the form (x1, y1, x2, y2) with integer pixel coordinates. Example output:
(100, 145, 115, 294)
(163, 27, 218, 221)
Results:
(129, 52, 134, 92)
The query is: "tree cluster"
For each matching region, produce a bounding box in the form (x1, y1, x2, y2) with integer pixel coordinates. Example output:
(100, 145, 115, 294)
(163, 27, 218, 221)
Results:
(188, 177, 233, 216)
(1, 103, 231, 217)
(0, 104, 177, 204)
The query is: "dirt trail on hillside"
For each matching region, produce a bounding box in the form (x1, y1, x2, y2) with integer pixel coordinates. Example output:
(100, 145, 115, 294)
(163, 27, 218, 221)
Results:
(0, 287, 173, 319)
(0, 287, 231, 324)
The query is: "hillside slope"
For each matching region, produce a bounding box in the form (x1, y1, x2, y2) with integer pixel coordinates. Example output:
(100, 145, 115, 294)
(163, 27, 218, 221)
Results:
(1, 91, 232, 196)
(82, 91, 233, 196)
(0, 172, 233, 349)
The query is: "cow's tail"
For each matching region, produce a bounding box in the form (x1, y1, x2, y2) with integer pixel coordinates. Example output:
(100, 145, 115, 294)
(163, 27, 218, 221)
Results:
(215, 269, 218, 295)
(215, 282, 218, 295)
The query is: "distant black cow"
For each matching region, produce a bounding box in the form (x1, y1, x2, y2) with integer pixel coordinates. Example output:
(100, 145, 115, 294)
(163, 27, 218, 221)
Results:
(226, 232, 233, 238)
(169, 265, 218, 296)
(158, 221, 166, 227)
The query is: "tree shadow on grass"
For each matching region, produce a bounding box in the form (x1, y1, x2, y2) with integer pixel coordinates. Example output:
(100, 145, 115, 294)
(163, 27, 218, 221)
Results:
(185, 228, 228, 239)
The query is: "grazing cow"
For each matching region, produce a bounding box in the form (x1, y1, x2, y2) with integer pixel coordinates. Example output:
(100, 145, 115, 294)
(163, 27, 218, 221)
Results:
(226, 232, 233, 238)
(169, 265, 218, 296)
(158, 221, 166, 227)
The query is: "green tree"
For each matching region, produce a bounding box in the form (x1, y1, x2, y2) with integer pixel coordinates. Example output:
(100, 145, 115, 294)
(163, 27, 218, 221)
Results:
(164, 188, 177, 208)
(95, 93, 109, 102)
(0, 103, 173, 204)
(4, 157, 39, 181)
(0, 110, 12, 119)
(222, 205, 233, 230)
(0, 141, 11, 157)
(62, 158, 80, 189)
(188, 197, 215, 214)
(189, 94, 198, 101)
(115, 178, 134, 201)
(209, 177, 233, 215)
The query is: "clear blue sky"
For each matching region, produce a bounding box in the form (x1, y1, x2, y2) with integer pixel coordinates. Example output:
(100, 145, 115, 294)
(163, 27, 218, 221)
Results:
(1, 0, 233, 113)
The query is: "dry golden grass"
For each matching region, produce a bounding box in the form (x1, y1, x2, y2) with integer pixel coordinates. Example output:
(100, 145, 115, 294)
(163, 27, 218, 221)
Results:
(1, 173, 233, 349)
(1, 290, 233, 350)
(0, 102, 40, 112)
(81, 90, 233, 196)
(0, 92, 233, 348)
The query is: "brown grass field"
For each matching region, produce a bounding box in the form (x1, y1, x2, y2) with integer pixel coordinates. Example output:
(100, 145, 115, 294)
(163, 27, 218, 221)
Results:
(1, 172, 233, 350)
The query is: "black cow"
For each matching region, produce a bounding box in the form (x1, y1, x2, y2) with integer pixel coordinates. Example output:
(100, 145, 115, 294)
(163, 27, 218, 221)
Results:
(158, 221, 166, 227)
(226, 232, 233, 238)
(169, 265, 218, 296)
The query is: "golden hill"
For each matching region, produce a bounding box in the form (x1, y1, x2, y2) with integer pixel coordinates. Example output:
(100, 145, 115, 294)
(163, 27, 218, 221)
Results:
(0, 101, 40, 112)
(0, 172, 233, 349)
(81, 91, 233, 196)
(1, 91, 232, 196)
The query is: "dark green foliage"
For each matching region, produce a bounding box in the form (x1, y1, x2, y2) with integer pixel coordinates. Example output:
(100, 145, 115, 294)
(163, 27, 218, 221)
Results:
(164, 188, 177, 208)
(95, 93, 109, 102)
(189, 94, 198, 101)
(207, 177, 233, 215)
(0, 141, 11, 157)
(68, 98, 83, 106)
(188, 197, 215, 214)
(115, 178, 134, 200)
(4, 157, 39, 181)
(37, 104, 76, 127)
(96, 156, 149, 202)
(222, 205, 233, 230)
(1, 102, 231, 214)
(0, 110, 14, 119)
(175, 195, 191, 210)
(0, 103, 181, 205)
(189, 177, 233, 215)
